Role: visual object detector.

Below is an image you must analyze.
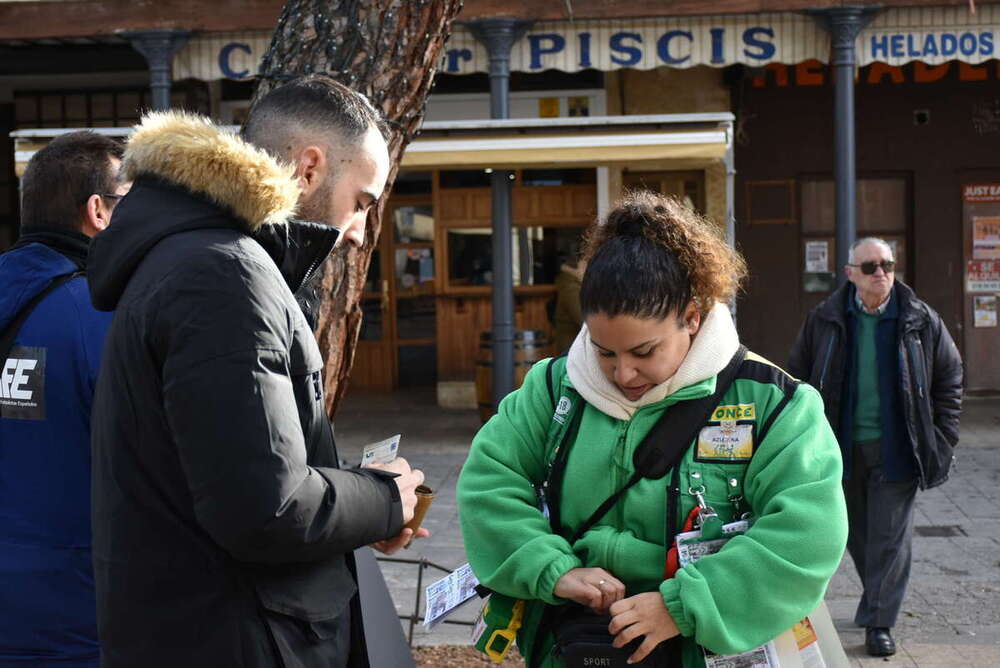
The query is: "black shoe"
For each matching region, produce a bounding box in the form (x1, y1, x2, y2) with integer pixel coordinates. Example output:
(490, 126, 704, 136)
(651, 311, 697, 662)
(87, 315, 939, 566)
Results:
(865, 627, 896, 657)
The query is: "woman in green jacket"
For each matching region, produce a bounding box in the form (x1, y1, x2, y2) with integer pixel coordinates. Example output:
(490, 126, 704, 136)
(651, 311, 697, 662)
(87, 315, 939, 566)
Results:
(457, 192, 848, 667)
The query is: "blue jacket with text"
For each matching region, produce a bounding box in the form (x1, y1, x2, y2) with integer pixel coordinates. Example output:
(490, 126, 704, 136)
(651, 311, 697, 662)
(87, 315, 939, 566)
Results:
(0, 240, 112, 667)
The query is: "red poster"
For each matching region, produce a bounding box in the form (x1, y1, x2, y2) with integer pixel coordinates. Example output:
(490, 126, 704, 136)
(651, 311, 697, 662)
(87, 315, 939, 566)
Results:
(967, 260, 1000, 292)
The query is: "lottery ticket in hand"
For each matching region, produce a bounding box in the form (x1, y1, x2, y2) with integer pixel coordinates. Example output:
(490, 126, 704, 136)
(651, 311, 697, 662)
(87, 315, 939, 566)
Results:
(361, 434, 400, 467)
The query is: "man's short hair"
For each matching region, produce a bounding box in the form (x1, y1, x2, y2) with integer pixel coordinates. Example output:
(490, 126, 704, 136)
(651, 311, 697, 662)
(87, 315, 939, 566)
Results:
(849, 237, 894, 264)
(241, 75, 388, 161)
(20, 131, 124, 232)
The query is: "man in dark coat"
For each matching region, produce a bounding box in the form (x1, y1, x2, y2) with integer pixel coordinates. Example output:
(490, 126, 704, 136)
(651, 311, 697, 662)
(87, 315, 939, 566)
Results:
(788, 237, 963, 657)
(0, 132, 127, 667)
(87, 78, 425, 668)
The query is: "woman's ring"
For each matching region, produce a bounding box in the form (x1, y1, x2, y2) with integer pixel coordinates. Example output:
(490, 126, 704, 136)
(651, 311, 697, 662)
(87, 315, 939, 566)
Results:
(598, 579, 607, 586)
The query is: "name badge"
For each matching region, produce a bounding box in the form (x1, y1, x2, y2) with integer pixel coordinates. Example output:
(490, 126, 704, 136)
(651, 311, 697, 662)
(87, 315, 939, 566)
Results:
(697, 418, 754, 462)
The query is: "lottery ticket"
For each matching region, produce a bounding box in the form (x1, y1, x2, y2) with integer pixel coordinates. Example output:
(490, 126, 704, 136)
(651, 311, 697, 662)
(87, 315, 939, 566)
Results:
(423, 562, 480, 629)
(361, 434, 400, 467)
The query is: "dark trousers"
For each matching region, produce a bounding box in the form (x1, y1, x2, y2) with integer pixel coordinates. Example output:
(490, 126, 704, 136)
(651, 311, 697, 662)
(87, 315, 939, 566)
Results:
(843, 438, 919, 629)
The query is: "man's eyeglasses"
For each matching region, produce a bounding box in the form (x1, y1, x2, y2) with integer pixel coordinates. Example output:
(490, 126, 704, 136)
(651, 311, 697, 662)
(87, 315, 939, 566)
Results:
(848, 260, 895, 275)
(100, 193, 124, 201)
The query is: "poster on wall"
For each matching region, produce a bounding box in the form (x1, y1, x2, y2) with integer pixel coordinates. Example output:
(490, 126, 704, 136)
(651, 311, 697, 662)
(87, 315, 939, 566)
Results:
(967, 260, 1000, 292)
(962, 184, 1000, 391)
(805, 240, 830, 272)
(974, 295, 998, 328)
(973, 217, 1000, 259)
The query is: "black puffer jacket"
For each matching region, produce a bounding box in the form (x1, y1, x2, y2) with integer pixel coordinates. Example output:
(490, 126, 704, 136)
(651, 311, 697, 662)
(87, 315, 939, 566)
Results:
(87, 112, 402, 668)
(788, 281, 963, 490)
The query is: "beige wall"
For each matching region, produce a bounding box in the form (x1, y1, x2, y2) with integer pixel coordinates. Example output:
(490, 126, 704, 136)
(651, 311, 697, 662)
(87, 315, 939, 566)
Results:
(606, 67, 730, 115)
(604, 67, 730, 230)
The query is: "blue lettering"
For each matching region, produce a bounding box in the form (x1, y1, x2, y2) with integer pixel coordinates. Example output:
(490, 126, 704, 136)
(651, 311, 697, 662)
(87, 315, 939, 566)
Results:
(578, 32, 592, 68)
(907, 34, 921, 57)
(742, 27, 775, 61)
(657, 30, 692, 65)
(980, 32, 994, 56)
(890, 34, 904, 58)
(871, 35, 889, 59)
(710, 27, 726, 64)
(960, 32, 977, 56)
(219, 42, 251, 79)
(610, 32, 643, 66)
(528, 33, 566, 70)
(941, 33, 958, 56)
(445, 48, 473, 73)
(922, 34, 939, 57)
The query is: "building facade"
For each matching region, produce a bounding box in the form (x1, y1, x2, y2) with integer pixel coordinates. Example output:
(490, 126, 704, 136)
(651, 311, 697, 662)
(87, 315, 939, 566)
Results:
(5, 0, 999, 398)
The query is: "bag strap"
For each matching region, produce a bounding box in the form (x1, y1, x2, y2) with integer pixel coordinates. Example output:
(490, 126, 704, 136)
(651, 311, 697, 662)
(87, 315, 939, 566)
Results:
(0, 272, 79, 364)
(545, 352, 567, 407)
(552, 345, 748, 545)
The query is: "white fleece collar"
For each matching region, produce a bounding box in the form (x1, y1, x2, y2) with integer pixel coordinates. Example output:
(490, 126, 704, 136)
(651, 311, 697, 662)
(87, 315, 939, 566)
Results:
(566, 303, 740, 420)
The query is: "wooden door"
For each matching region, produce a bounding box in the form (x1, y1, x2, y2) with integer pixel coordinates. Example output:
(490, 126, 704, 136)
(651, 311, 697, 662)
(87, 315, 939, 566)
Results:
(352, 216, 396, 391)
(390, 197, 437, 387)
(351, 195, 438, 390)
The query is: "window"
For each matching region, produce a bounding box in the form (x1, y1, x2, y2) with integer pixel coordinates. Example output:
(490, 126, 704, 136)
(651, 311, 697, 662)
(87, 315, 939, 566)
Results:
(438, 169, 596, 293)
(447, 225, 586, 287)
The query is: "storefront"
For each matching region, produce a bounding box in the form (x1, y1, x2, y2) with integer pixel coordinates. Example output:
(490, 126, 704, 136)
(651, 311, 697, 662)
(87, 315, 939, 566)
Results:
(9, 2, 1000, 395)
(736, 58, 1000, 391)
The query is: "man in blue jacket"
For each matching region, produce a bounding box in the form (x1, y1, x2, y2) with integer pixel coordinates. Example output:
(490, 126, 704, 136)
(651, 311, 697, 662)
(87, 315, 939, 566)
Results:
(0, 131, 129, 667)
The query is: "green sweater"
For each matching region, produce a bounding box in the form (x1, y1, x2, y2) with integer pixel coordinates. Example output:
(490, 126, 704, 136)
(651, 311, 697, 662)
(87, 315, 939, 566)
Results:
(457, 353, 847, 667)
(853, 311, 882, 442)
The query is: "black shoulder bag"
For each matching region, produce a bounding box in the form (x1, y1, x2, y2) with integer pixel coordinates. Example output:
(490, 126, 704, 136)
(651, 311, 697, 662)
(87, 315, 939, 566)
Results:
(535, 346, 747, 668)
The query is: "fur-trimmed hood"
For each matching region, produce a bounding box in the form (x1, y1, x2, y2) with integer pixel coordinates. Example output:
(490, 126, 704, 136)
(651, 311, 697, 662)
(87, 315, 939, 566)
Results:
(122, 111, 299, 231)
(87, 112, 336, 312)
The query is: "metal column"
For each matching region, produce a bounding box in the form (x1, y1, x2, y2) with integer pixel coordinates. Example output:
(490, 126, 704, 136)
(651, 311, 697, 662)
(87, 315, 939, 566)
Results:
(467, 19, 530, 408)
(127, 30, 190, 111)
(812, 7, 878, 282)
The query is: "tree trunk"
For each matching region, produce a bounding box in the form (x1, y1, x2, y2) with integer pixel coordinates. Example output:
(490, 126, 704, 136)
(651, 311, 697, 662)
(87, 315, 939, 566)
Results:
(251, 0, 463, 416)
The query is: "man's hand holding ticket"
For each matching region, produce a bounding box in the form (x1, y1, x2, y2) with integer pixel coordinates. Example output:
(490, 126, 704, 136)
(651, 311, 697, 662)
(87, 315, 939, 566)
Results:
(360, 435, 430, 554)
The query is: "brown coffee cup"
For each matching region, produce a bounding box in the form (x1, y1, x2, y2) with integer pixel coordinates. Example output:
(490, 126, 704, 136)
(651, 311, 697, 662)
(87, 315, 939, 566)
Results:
(403, 484, 434, 548)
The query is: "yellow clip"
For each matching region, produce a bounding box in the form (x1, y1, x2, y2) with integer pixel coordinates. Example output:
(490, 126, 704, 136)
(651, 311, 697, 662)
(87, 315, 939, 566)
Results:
(484, 599, 524, 663)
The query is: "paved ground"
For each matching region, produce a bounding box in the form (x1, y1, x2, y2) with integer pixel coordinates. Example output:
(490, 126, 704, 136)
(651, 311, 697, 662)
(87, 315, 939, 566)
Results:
(334, 388, 1000, 666)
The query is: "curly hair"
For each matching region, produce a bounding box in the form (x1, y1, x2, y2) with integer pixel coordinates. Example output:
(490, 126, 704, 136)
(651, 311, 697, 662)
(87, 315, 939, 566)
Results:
(579, 190, 746, 319)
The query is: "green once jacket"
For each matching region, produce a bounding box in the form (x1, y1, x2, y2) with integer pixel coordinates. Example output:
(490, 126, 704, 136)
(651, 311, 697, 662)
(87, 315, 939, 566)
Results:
(457, 353, 847, 668)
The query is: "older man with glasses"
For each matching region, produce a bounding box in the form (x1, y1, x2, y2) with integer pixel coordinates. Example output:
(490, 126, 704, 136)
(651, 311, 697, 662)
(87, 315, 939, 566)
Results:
(788, 237, 963, 657)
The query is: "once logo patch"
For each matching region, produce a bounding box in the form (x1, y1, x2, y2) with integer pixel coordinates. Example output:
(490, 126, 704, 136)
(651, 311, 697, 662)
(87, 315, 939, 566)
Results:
(0, 346, 47, 420)
(711, 403, 756, 421)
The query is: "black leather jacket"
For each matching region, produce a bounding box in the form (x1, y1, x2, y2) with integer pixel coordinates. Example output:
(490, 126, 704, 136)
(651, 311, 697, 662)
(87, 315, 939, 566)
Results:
(788, 281, 963, 489)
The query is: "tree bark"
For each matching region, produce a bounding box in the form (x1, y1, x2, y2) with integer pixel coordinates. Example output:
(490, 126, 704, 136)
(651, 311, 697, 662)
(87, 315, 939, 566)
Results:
(251, 0, 463, 416)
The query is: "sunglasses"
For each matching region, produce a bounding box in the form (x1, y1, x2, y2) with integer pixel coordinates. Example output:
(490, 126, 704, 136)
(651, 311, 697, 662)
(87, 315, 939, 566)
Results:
(848, 260, 895, 275)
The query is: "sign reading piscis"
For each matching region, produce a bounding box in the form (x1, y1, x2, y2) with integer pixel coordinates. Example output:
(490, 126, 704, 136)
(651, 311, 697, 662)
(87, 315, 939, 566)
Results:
(172, 6, 1000, 82)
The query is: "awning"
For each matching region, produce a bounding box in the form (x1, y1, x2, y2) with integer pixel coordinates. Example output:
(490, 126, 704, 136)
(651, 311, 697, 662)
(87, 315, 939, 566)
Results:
(12, 114, 733, 176)
(172, 6, 999, 81)
(401, 115, 731, 169)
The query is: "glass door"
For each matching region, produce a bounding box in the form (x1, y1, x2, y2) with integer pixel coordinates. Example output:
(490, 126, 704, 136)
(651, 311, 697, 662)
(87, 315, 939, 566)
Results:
(391, 199, 437, 387)
(352, 194, 437, 391)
